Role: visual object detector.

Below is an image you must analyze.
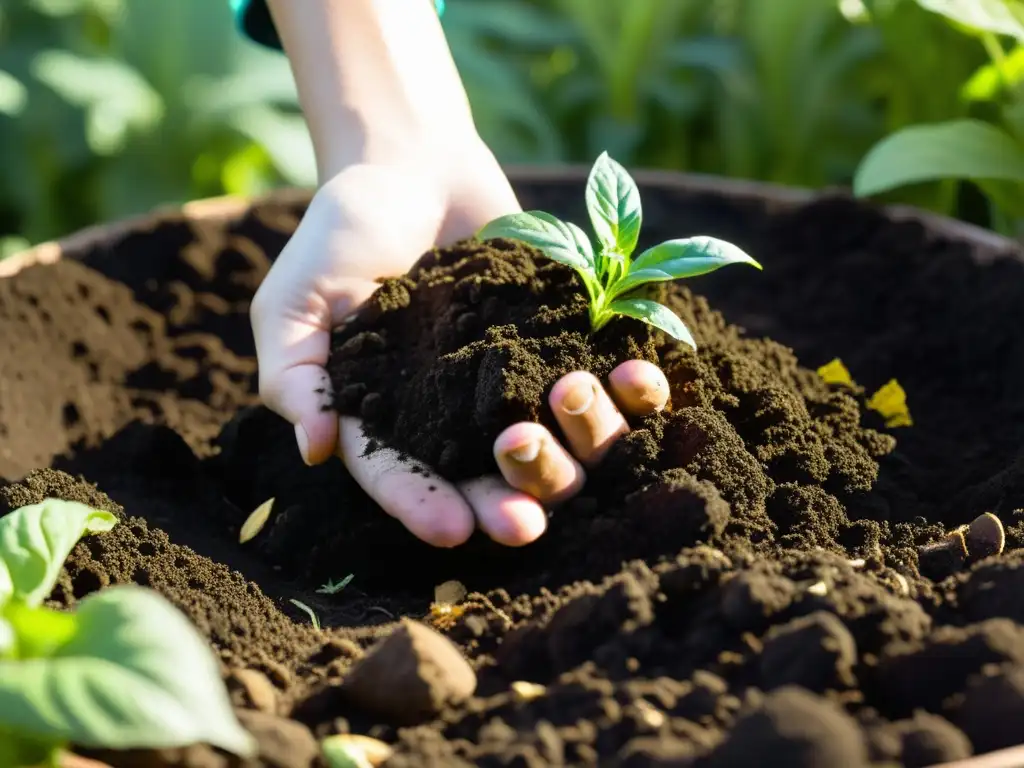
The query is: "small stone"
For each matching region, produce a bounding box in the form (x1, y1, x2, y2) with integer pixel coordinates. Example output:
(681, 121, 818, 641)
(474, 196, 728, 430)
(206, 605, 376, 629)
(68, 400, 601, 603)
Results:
(340, 619, 477, 725)
(227, 668, 278, 714)
(234, 710, 319, 768)
(965, 512, 1005, 561)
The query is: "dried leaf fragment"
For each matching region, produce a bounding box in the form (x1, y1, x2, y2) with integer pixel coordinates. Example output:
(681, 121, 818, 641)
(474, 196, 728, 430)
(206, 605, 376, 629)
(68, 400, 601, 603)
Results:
(867, 379, 912, 427)
(817, 358, 854, 386)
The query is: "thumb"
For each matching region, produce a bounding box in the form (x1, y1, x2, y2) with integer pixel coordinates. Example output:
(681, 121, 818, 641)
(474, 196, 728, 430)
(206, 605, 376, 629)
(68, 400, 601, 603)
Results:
(250, 261, 378, 465)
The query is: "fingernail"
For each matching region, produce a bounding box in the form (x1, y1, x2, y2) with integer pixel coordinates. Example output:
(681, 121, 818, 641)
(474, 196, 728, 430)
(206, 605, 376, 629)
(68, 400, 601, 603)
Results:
(294, 424, 311, 466)
(508, 438, 542, 464)
(560, 381, 595, 416)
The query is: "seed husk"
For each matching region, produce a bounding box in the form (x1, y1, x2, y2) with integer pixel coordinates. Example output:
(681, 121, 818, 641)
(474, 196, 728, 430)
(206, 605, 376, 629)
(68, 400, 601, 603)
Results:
(965, 512, 1005, 561)
(511, 681, 546, 701)
(239, 497, 275, 544)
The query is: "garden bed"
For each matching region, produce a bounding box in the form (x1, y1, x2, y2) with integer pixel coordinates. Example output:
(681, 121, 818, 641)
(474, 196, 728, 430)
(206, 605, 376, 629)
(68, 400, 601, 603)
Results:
(2, 170, 1024, 767)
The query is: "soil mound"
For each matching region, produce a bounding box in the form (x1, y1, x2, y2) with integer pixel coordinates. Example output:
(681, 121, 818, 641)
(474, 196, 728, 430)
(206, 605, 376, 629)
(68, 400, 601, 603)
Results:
(2, 184, 1024, 766)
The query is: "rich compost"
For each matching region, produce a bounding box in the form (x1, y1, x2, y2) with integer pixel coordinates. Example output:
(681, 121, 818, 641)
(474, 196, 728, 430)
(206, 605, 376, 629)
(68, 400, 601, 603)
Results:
(2, 177, 1024, 767)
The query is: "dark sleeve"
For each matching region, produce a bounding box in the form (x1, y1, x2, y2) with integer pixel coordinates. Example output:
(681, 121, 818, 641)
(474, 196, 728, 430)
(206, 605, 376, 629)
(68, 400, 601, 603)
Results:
(231, 0, 446, 51)
(230, 0, 282, 50)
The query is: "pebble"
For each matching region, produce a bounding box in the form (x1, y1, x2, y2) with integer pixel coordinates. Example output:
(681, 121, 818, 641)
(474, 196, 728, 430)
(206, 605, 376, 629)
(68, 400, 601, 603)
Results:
(227, 668, 278, 714)
(340, 618, 477, 725)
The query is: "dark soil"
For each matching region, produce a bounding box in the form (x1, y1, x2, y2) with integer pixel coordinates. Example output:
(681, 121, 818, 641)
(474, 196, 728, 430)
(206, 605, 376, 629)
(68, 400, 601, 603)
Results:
(3, 178, 1024, 767)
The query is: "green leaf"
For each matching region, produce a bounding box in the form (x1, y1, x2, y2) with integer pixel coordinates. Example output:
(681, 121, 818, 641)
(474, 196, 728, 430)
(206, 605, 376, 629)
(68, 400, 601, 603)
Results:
(478, 211, 596, 274)
(853, 119, 1024, 197)
(0, 500, 118, 608)
(962, 46, 1024, 102)
(914, 0, 1024, 42)
(0, 586, 257, 756)
(607, 298, 696, 348)
(612, 236, 761, 298)
(0, 69, 27, 117)
(585, 151, 642, 257)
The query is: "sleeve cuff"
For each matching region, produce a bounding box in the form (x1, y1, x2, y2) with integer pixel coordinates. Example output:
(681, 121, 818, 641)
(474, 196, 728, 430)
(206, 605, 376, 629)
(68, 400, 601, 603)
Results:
(232, 0, 446, 51)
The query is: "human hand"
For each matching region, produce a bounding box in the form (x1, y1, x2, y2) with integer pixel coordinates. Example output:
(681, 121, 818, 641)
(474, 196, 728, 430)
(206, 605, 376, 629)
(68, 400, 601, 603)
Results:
(250, 141, 669, 548)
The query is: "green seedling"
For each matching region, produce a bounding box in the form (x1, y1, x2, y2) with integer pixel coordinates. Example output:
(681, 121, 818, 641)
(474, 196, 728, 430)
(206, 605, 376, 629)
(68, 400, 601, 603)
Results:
(289, 599, 321, 630)
(0, 499, 257, 766)
(478, 152, 761, 348)
(316, 574, 354, 595)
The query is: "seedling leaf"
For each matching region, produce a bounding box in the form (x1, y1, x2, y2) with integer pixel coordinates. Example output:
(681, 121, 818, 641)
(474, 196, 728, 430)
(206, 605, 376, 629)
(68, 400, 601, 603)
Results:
(478, 153, 758, 348)
(0, 499, 117, 608)
(612, 236, 761, 298)
(316, 574, 354, 595)
(607, 298, 697, 348)
(854, 119, 1024, 197)
(0, 586, 257, 755)
(586, 151, 642, 256)
(914, 0, 1024, 42)
(477, 211, 595, 273)
(290, 599, 321, 630)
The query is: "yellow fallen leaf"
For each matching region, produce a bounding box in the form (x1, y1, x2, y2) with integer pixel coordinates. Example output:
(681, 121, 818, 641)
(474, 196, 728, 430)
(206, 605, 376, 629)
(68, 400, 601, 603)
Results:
(239, 498, 274, 544)
(817, 358, 854, 387)
(867, 379, 912, 427)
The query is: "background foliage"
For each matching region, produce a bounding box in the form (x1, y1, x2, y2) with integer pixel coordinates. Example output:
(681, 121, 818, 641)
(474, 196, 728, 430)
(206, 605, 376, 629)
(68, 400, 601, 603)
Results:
(0, 0, 1020, 255)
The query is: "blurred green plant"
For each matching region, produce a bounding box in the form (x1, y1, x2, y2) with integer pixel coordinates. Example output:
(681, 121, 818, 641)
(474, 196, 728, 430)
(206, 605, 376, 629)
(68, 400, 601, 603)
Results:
(854, 0, 1024, 236)
(0, 0, 313, 252)
(0, 0, 1015, 255)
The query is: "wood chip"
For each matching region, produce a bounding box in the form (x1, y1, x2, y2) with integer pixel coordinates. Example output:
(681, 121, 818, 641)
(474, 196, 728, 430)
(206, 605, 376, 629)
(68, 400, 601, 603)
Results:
(239, 497, 274, 544)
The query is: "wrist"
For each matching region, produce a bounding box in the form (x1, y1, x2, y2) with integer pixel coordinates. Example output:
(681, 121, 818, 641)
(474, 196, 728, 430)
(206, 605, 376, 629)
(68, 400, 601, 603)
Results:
(267, 0, 478, 183)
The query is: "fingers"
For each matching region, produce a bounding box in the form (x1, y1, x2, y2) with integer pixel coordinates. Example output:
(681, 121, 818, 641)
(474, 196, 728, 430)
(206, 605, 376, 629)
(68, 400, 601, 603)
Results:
(493, 422, 585, 505)
(250, 255, 378, 465)
(608, 359, 670, 417)
(458, 476, 548, 547)
(549, 371, 629, 466)
(339, 417, 475, 547)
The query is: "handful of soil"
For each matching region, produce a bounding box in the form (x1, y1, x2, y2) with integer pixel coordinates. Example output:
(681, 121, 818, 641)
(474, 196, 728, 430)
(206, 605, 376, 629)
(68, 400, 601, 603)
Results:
(326, 236, 894, 556)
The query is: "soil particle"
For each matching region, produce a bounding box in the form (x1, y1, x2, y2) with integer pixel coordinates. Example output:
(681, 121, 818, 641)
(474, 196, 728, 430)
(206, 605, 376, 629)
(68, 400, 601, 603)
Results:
(759, 611, 858, 692)
(5, 186, 1024, 765)
(949, 664, 1024, 754)
(701, 687, 870, 767)
(335, 619, 477, 725)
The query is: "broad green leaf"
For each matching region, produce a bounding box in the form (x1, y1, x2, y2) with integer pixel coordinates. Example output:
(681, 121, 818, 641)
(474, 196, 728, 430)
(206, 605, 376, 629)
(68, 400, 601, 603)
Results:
(0, 587, 257, 756)
(914, 0, 1024, 42)
(478, 211, 596, 274)
(0, 500, 118, 608)
(0, 69, 27, 117)
(608, 298, 696, 348)
(611, 237, 761, 298)
(585, 152, 642, 257)
(0, 617, 13, 657)
(853, 119, 1024, 197)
